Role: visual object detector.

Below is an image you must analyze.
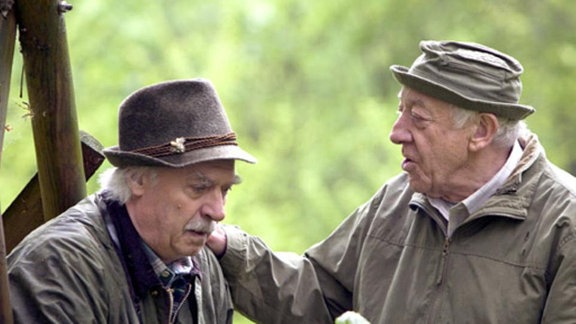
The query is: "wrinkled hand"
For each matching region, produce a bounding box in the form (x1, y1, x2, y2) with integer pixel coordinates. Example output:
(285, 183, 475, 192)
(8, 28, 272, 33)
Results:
(207, 224, 227, 258)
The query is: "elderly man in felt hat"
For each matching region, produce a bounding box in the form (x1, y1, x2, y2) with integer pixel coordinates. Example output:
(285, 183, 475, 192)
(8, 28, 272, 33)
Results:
(207, 41, 576, 323)
(8, 79, 255, 323)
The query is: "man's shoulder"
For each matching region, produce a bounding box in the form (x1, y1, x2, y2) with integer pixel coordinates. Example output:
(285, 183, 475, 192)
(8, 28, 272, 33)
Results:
(196, 247, 225, 275)
(528, 157, 576, 205)
(7, 195, 112, 265)
(545, 163, 576, 195)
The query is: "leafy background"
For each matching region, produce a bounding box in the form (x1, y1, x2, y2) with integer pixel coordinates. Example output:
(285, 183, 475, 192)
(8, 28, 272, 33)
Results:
(2, 0, 576, 322)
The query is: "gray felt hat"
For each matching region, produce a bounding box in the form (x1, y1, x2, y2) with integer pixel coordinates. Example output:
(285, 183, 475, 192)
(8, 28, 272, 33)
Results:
(390, 40, 535, 120)
(103, 79, 256, 167)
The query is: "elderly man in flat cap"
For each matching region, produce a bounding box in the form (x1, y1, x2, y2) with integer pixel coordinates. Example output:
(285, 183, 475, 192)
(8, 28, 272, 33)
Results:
(8, 79, 256, 323)
(207, 41, 576, 323)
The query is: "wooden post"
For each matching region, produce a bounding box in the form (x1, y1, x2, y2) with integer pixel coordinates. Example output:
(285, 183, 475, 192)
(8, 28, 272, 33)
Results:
(15, 0, 86, 221)
(1, 0, 16, 163)
(0, 0, 17, 322)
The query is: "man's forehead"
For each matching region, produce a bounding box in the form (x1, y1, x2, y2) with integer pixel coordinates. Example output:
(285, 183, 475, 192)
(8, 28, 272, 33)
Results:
(183, 159, 235, 173)
(156, 160, 237, 180)
(399, 87, 451, 109)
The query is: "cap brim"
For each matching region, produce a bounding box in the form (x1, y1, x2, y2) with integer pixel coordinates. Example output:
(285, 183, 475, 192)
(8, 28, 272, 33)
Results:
(390, 65, 534, 120)
(103, 145, 257, 168)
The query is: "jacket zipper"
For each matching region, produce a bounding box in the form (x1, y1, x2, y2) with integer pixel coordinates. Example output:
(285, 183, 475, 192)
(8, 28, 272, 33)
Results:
(436, 238, 450, 285)
(166, 284, 193, 323)
(429, 237, 451, 324)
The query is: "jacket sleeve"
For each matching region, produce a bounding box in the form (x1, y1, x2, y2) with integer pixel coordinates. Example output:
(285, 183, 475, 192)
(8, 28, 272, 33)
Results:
(219, 198, 376, 324)
(540, 229, 576, 322)
(219, 225, 334, 324)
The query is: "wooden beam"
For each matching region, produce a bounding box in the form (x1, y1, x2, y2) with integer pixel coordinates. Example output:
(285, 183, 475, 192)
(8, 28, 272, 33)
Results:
(15, 0, 86, 220)
(3, 131, 105, 254)
(1, 0, 16, 165)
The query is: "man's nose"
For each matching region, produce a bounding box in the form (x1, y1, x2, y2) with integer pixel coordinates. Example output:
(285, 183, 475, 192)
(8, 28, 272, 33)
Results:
(389, 113, 411, 144)
(201, 190, 226, 222)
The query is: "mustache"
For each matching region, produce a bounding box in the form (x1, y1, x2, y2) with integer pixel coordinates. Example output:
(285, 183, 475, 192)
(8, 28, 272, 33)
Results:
(184, 219, 216, 234)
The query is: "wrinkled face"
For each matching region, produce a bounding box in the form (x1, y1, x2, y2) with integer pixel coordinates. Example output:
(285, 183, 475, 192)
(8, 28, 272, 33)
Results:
(389, 87, 476, 199)
(127, 160, 239, 263)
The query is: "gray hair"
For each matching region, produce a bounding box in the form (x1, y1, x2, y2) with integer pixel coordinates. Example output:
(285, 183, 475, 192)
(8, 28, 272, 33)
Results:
(449, 105, 526, 148)
(98, 166, 158, 203)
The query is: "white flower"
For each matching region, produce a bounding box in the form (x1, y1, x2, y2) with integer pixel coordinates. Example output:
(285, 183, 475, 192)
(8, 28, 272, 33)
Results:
(335, 311, 370, 324)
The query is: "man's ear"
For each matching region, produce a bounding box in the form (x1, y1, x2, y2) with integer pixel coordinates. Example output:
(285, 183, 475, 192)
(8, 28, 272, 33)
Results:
(469, 113, 499, 152)
(126, 168, 148, 197)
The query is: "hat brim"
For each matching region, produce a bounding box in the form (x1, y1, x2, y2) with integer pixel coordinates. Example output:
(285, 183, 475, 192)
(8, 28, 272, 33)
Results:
(103, 145, 257, 168)
(390, 65, 534, 120)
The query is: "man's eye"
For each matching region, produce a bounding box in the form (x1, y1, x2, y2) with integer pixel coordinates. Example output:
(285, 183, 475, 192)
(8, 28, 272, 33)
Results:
(410, 111, 431, 123)
(410, 111, 424, 120)
(192, 184, 210, 193)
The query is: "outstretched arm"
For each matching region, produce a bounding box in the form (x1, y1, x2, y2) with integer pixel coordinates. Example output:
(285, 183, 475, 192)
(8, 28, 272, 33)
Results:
(215, 225, 335, 324)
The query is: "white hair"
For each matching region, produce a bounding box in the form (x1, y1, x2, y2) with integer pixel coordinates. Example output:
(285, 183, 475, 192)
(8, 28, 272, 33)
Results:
(98, 166, 158, 203)
(449, 105, 526, 148)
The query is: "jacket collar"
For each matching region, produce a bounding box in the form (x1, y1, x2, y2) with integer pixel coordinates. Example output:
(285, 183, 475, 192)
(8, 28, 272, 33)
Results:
(100, 191, 161, 300)
(500, 131, 542, 192)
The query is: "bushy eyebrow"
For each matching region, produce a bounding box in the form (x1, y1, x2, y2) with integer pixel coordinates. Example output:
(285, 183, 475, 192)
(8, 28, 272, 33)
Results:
(397, 89, 429, 108)
(191, 170, 242, 186)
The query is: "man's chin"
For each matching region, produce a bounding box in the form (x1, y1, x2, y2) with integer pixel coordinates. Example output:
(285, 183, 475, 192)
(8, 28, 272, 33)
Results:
(407, 177, 428, 195)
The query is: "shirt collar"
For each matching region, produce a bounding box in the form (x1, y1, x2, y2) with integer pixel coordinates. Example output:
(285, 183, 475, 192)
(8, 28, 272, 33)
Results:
(142, 242, 194, 287)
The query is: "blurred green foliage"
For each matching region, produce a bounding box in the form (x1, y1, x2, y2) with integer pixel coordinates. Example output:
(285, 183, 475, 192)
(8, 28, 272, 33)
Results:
(2, 0, 576, 322)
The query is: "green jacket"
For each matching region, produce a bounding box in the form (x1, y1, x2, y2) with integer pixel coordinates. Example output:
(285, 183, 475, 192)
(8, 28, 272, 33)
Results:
(8, 193, 233, 324)
(220, 133, 576, 323)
